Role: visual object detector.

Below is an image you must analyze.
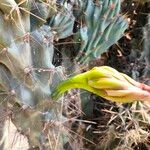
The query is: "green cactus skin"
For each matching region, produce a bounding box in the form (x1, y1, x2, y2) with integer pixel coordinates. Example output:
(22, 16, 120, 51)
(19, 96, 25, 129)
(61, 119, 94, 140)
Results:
(143, 14, 150, 78)
(0, 0, 70, 148)
(74, 0, 128, 64)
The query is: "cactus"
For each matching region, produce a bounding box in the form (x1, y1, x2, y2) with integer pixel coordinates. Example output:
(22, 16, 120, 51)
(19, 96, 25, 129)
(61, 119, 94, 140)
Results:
(0, 0, 69, 148)
(73, 0, 128, 64)
(143, 14, 150, 78)
(0, 0, 128, 149)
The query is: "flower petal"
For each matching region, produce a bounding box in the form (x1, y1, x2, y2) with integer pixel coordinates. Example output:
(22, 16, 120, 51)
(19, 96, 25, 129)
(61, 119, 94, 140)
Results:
(88, 77, 128, 90)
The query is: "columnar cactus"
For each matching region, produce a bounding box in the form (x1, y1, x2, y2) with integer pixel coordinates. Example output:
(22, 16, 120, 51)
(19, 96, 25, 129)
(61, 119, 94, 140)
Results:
(0, 0, 68, 148)
(143, 14, 150, 78)
(73, 0, 128, 64)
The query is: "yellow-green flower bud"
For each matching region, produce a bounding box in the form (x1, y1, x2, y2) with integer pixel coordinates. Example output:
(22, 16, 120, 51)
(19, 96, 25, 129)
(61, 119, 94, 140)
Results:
(51, 66, 150, 103)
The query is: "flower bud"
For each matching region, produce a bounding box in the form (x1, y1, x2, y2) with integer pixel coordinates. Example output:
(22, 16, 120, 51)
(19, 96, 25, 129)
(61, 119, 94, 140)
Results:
(52, 66, 150, 103)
